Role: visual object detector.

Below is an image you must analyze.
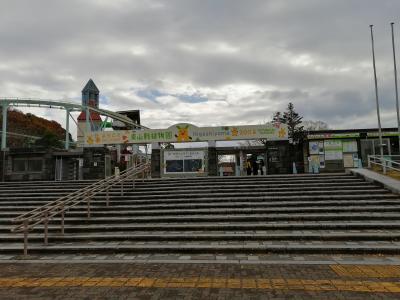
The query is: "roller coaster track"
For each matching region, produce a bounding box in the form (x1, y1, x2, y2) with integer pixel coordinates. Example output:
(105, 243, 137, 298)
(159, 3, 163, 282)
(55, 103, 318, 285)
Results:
(0, 98, 148, 150)
(0, 98, 147, 129)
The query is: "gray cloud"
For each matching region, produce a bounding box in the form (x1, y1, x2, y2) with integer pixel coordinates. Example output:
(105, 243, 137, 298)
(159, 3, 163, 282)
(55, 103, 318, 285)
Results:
(1, 0, 400, 138)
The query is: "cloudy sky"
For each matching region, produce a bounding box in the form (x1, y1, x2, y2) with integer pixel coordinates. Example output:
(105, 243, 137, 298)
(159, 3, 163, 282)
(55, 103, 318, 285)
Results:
(1, 0, 400, 139)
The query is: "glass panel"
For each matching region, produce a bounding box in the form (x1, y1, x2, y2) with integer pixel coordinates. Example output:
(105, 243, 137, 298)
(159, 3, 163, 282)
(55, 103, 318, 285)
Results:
(28, 160, 43, 172)
(360, 140, 373, 165)
(373, 138, 390, 155)
(165, 160, 183, 173)
(13, 160, 26, 172)
(184, 159, 202, 172)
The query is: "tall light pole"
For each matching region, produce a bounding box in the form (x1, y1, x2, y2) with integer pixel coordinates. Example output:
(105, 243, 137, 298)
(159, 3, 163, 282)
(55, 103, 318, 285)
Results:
(391, 22, 400, 153)
(370, 24, 384, 158)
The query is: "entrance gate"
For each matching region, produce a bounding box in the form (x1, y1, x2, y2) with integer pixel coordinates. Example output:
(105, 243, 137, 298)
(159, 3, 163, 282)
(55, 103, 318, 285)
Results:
(84, 122, 289, 178)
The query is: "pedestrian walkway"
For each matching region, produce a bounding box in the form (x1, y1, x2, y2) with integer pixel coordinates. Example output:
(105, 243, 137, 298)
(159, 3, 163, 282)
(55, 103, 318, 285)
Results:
(0, 262, 400, 299)
(350, 168, 400, 194)
(3, 253, 400, 265)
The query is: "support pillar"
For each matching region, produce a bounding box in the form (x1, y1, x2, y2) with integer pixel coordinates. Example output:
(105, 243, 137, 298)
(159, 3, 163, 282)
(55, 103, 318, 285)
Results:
(239, 150, 244, 176)
(65, 109, 70, 150)
(208, 141, 218, 176)
(1, 102, 8, 151)
(116, 144, 121, 163)
(82, 106, 90, 146)
(85, 107, 90, 132)
(151, 142, 161, 178)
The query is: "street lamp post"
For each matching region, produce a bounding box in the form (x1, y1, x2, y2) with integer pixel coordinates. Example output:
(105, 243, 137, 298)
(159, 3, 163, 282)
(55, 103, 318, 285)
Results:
(391, 22, 400, 153)
(369, 25, 385, 159)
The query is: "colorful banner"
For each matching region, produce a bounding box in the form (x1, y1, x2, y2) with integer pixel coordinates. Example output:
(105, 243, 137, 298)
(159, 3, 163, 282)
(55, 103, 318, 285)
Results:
(85, 123, 288, 145)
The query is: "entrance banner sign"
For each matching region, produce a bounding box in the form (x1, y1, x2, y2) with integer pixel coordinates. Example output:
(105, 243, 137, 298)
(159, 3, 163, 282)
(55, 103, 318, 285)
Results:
(324, 140, 343, 160)
(308, 133, 359, 139)
(85, 122, 288, 145)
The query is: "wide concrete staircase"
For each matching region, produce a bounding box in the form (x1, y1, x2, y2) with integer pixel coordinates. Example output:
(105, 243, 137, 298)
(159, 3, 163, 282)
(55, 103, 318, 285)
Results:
(1, 173, 400, 256)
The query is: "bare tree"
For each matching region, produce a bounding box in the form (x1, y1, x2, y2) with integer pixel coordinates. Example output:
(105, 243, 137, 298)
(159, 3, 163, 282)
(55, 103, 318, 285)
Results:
(303, 120, 329, 131)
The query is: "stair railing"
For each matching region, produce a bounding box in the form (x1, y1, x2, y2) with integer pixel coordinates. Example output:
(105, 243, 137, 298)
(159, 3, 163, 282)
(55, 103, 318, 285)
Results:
(10, 160, 151, 256)
(367, 155, 400, 174)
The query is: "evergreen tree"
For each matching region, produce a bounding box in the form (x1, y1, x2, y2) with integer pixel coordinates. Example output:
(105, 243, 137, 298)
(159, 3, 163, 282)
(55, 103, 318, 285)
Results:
(281, 102, 304, 143)
(272, 111, 284, 124)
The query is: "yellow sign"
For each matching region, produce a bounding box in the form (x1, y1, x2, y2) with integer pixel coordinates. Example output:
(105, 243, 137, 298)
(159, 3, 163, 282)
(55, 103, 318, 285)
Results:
(85, 123, 288, 145)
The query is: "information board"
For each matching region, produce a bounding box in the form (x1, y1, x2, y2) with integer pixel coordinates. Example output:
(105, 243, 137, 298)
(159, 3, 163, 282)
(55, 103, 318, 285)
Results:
(342, 140, 358, 152)
(164, 150, 205, 174)
(324, 140, 343, 160)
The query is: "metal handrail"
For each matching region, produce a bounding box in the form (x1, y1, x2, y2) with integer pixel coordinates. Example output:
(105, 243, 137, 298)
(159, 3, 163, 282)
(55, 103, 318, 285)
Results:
(368, 155, 400, 174)
(10, 160, 151, 255)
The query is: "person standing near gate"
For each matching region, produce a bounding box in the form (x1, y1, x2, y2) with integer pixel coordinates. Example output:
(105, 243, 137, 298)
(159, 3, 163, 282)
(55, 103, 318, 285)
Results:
(246, 159, 252, 175)
(260, 159, 265, 175)
(252, 158, 258, 175)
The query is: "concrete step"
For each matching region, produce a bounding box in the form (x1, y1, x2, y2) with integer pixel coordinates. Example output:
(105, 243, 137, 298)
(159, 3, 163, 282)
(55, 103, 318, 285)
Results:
(3, 231, 400, 243)
(0, 194, 397, 207)
(2, 199, 400, 212)
(4, 213, 400, 226)
(0, 189, 392, 203)
(1, 241, 400, 255)
(1, 173, 398, 256)
(0, 174, 353, 187)
(0, 184, 380, 197)
(3, 205, 400, 219)
(132, 179, 366, 189)
(137, 173, 354, 183)
(0, 190, 137, 199)
(4, 221, 400, 234)
(0, 179, 372, 191)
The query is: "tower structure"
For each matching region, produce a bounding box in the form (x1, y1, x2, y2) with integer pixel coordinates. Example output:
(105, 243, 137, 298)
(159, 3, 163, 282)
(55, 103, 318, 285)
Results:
(77, 79, 102, 143)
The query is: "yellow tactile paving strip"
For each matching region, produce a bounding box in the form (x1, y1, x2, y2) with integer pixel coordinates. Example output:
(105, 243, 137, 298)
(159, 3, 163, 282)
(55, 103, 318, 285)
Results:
(331, 265, 400, 278)
(1, 276, 400, 293)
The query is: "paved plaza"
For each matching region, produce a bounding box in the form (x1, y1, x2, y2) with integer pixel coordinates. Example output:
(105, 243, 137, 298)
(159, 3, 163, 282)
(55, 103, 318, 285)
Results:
(1, 257, 400, 299)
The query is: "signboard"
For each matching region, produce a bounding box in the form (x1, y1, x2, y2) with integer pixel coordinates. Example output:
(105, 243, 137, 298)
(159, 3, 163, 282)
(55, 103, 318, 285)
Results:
(367, 131, 400, 137)
(343, 153, 354, 168)
(308, 133, 359, 139)
(342, 140, 358, 152)
(85, 123, 288, 145)
(324, 140, 343, 160)
(164, 150, 205, 173)
(309, 141, 319, 155)
(309, 140, 324, 155)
